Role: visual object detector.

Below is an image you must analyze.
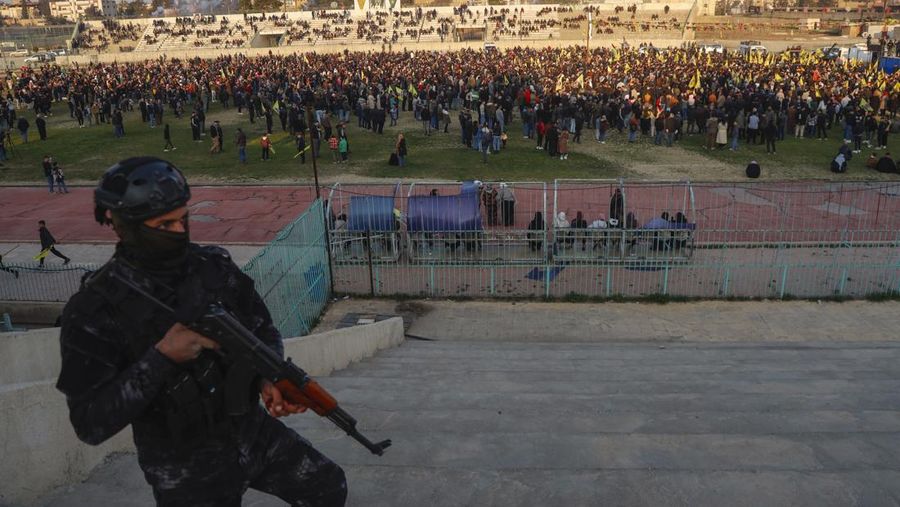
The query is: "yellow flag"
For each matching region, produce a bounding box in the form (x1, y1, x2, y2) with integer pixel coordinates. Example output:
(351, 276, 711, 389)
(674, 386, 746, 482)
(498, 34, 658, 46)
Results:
(576, 73, 585, 89)
(774, 73, 783, 82)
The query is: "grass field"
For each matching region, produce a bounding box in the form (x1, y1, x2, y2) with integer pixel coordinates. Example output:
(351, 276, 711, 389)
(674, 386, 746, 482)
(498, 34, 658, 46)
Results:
(1, 101, 898, 184)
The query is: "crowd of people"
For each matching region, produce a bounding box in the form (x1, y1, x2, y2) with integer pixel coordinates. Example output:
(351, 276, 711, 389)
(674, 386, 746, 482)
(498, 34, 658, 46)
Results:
(3, 42, 900, 173)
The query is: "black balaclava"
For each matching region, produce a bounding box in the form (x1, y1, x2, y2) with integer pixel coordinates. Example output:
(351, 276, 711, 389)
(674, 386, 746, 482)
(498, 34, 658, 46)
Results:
(112, 212, 190, 274)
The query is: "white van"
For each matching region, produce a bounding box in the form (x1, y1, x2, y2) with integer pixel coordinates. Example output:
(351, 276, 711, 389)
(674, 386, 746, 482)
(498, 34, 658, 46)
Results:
(699, 43, 724, 53)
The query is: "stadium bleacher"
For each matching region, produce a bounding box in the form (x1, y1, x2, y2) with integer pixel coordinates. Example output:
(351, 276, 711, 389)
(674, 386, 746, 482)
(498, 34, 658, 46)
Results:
(73, 3, 696, 54)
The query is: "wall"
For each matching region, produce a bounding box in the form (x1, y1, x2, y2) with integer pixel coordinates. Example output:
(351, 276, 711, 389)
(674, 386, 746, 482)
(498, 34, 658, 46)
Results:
(0, 327, 134, 507)
(0, 317, 405, 506)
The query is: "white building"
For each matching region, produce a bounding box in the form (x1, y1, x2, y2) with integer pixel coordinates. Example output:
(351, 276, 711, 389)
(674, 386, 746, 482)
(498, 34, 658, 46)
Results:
(48, 0, 115, 20)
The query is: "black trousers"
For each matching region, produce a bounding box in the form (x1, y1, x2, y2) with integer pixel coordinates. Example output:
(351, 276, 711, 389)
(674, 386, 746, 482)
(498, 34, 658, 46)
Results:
(501, 200, 515, 226)
(144, 415, 347, 507)
(39, 247, 68, 266)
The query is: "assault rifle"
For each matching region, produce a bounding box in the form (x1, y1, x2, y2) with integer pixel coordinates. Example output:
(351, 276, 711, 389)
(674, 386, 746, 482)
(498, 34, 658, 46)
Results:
(108, 262, 392, 456)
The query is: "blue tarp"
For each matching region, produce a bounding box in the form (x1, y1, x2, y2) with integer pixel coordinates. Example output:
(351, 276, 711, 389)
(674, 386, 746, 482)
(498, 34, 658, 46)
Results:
(347, 196, 395, 232)
(881, 56, 900, 74)
(642, 218, 697, 230)
(407, 194, 484, 232)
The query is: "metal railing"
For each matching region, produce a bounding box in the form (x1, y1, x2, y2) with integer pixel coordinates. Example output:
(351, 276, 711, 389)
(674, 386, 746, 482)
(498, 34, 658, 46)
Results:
(329, 180, 900, 300)
(241, 198, 331, 338)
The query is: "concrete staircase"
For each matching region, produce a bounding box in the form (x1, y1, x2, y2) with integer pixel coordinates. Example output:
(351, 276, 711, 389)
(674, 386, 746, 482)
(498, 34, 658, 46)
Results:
(36, 339, 900, 506)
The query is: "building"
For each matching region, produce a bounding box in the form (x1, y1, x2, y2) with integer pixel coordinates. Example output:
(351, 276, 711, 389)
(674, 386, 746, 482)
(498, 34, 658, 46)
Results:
(48, 0, 115, 20)
(0, 1, 41, 19)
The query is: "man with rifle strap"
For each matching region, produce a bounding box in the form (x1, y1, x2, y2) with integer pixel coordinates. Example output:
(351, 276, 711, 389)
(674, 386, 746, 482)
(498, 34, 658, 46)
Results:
(56, 157, 355, 506)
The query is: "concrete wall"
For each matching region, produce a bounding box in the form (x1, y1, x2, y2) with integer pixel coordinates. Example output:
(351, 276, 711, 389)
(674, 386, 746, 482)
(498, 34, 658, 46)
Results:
(0, 317, 404, 506)
(0, 328, 134, 507)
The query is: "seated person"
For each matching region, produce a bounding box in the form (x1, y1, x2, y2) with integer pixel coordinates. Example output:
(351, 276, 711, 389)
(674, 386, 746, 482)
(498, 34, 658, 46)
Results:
(831, 152, 848, 173)
(745, 160, 760, 178)
(554, 211, 571, 248)
(866, 152, 879, 170)
(838, 139, 853, 161)
(527, 212, 544, 252)
(876, 152, 897, 173)
(570, 211, 588, 251)
(671, 211, 690, 249)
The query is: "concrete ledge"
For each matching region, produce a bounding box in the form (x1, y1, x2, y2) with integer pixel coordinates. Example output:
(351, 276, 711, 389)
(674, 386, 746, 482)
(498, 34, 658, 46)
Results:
(0, 318, 405, 506)
(0, 302, 65, 327)
(285, 317, 405, 377)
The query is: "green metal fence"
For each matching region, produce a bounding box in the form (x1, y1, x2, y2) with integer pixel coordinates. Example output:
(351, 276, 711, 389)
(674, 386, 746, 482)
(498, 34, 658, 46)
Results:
(241, 198, 331, 338)
(329, 180, 900, 300)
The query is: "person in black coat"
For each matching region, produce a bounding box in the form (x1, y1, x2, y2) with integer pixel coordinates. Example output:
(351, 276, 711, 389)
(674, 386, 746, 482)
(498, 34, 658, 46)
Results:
(163, 123, 174, 151)
(36, 115, 47, 140)
(295, 132, 306, 164)
(546, 124, 559, 156)
(38, 220, 70, 267)
(190, 112, 201, 141)
(17, 116, 29, 143)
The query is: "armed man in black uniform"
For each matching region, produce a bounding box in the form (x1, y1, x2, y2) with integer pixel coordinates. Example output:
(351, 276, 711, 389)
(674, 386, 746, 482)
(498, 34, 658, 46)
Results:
(56, 157, 347, 506)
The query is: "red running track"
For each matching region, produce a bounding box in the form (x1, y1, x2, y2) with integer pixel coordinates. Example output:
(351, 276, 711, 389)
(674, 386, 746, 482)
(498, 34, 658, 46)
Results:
(3, 182, 899, 245)
(0, 186, 320, 244)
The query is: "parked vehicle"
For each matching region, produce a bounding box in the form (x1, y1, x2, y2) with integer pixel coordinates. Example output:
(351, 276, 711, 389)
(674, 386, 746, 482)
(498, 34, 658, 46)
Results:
(699, 43, 724, 54)
(24, 52, 55, 63)
(738, 40, 767, 56)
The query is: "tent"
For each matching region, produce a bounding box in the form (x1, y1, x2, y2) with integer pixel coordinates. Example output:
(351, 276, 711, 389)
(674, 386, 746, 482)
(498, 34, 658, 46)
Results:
(407, 194, 483, 232)
(347, 196, 396, 232)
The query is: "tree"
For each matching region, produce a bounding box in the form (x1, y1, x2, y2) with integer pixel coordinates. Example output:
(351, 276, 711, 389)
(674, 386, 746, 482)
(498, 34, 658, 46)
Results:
(84, 5, 101, 17)
(118, 0, 149, 16)
(238, 0, 282, 12)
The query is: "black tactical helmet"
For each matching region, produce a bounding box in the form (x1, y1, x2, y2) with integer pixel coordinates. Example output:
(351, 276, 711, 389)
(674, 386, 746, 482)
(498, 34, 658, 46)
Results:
(95, 157, 191, 225)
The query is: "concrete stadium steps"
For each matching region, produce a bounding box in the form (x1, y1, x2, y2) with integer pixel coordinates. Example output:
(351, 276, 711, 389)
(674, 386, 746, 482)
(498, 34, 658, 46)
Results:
(38, 339, 900, 507)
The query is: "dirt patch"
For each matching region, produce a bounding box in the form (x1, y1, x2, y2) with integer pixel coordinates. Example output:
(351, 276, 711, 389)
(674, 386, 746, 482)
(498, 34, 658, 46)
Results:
(313, 297, 434, 333)
(570, 135, 744, 181)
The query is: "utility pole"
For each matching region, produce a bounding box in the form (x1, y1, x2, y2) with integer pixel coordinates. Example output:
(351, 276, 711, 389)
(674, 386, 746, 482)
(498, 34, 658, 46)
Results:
(305, 97, 335, 293)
